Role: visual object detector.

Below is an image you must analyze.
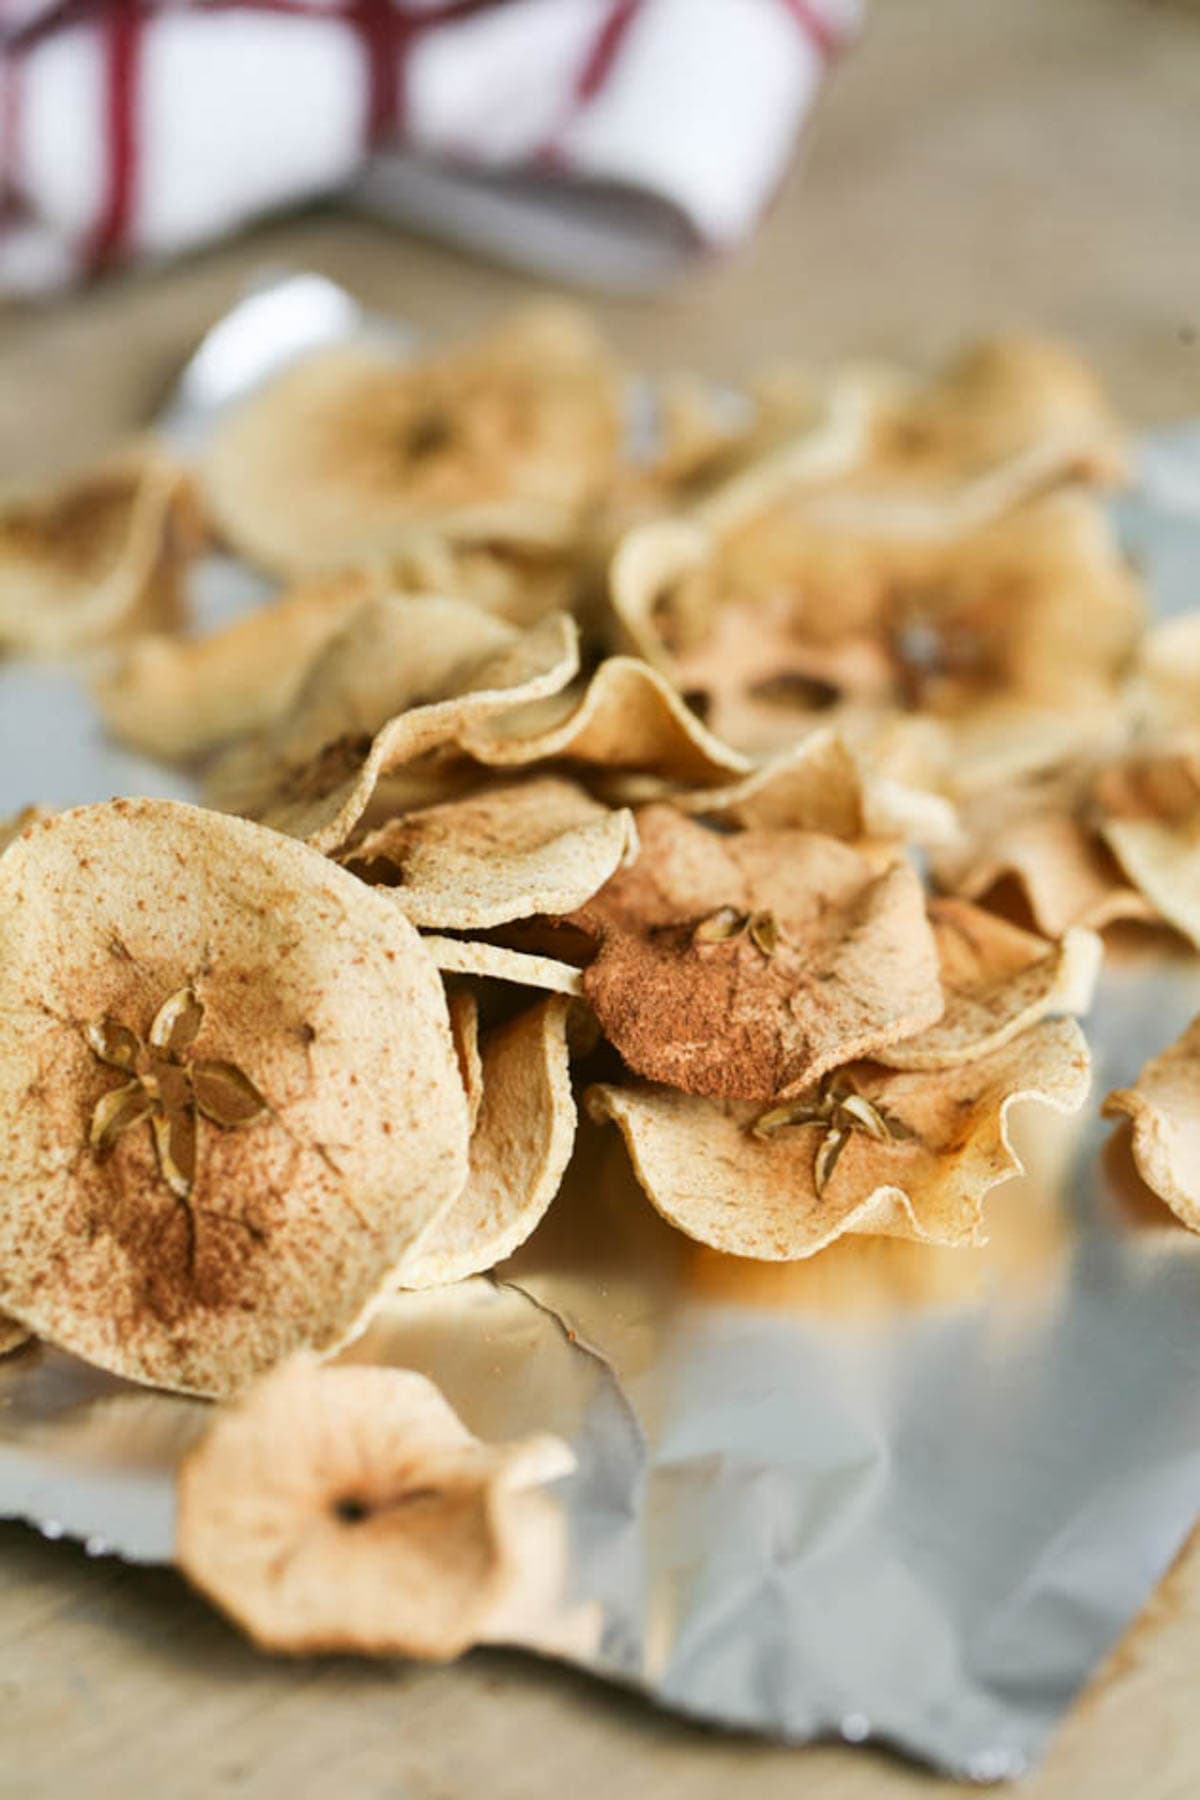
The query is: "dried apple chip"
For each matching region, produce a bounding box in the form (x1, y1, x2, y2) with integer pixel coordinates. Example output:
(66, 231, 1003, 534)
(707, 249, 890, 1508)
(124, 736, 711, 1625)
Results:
(0, 451, 193, 657)
(0, 799, 470, 1397)
(1094, 743, 1200, 949)
(177, 1356, 574, 1657)
(93, 569, 383, 760)
(209, 596, 579, 853)
(812, 335, 1126, 521)
(402, 997, 577, 1289)
(678, 338, 1122, 560)
(676, 727, 957, 847)
(608, 517, 712, 669)
(873, 492, 1142, 717)
(1103, 1018, 1200, 1233)
(588, 1017, 1090, 1260)
(447, 989, 484, 1132)
(881, 899, 1100, 1070)
(345, 776, 637, 931)
(687, 495, 1138, 747)
(610, 513, 903, 746)
(931, 771, 1155, 937)
(613, 480, 1138, 768)
(1101, 819, 1200, 951)
(568, 804, 943, 1102)
(459, 656, 749, 787)
(422, 935, 583, 997)
(673, 609, 891, 757)
(201, 304, 622, 574)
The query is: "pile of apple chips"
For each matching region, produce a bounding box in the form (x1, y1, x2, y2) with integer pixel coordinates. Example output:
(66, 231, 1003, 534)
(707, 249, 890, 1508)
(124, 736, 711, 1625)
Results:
(1, 305, 1196, 1656)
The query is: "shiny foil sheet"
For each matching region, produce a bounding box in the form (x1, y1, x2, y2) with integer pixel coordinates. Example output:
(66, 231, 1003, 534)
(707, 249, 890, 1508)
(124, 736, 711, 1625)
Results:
(3, 277, 1200, 1782)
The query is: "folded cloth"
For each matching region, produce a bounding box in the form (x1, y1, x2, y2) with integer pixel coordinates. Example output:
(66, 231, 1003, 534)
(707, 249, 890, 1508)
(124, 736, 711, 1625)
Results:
(0, 0, 859, 294)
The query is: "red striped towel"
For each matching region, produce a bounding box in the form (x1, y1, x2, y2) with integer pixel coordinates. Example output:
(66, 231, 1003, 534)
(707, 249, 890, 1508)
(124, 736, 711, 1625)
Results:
(0, 0, 858, 294)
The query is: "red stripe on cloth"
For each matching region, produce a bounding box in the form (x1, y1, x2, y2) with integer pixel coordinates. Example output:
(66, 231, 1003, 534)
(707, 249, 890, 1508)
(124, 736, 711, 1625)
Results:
(348, 2, 401, 146)
(87, 0, 143, 271)
(0, 47, 22, 217)
(575, 0, 643, 103)
(775, 0, 842, 64)
(532, 0, 643, 168)
(345, 0, 515, 147)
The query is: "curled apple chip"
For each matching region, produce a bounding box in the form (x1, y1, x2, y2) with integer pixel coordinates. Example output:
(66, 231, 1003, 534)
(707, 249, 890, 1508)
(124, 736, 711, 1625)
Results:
(176, 1356, 574, 1657)
(0, 799, 469, 1397)
(931, 774, 1155, 937)
(422, 935, 583, 997)
(1100, 818, 1200, 950)
(402, 996, 577, 1289)
(588, 1017, 1090, 1260)
(881, 899, 1101, 1070)
(447, 989, 484, 1132)
(201, 304, 622, 574)
(567, 804, 942, 1102)
(676, 727, 956, 847)
(344, 776, 637, 931)
(0, 451, 194, 657)
(1103, 1018, 1200, 1233)
(209, 596, 578, 853)
(795, 335, 1125, 528)
(609, 516, 723, 671)
(93, 569, 383, 760)
(459, 655, 749, 788)
(1094, 742, 1200, 949)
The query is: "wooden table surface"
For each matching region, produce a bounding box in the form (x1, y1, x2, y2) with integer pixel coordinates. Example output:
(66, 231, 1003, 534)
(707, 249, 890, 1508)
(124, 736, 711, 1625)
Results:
(3, 3, 1200, 1794)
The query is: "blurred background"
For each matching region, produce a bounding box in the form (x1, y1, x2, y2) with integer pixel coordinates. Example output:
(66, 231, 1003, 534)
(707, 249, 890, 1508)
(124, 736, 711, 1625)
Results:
(0, 0, 1198, 478)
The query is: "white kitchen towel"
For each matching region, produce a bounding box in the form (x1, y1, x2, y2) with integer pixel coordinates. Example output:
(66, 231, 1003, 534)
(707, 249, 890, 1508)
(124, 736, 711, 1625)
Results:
(0, 0, 859, 293)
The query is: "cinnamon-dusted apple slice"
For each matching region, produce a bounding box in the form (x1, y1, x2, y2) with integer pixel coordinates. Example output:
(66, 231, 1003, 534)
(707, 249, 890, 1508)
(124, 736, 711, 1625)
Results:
(588, 1018, 1091, 1260)
(566, 804, 943, 1103)
(344, 775, 636, 932)
(0, 799, 469, 1397)
(817, 334, 1126, 514)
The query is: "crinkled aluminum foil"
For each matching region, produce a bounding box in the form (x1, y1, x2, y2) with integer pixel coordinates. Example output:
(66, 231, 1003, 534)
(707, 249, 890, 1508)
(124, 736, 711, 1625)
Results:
(3, 276, 1200, 1782)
